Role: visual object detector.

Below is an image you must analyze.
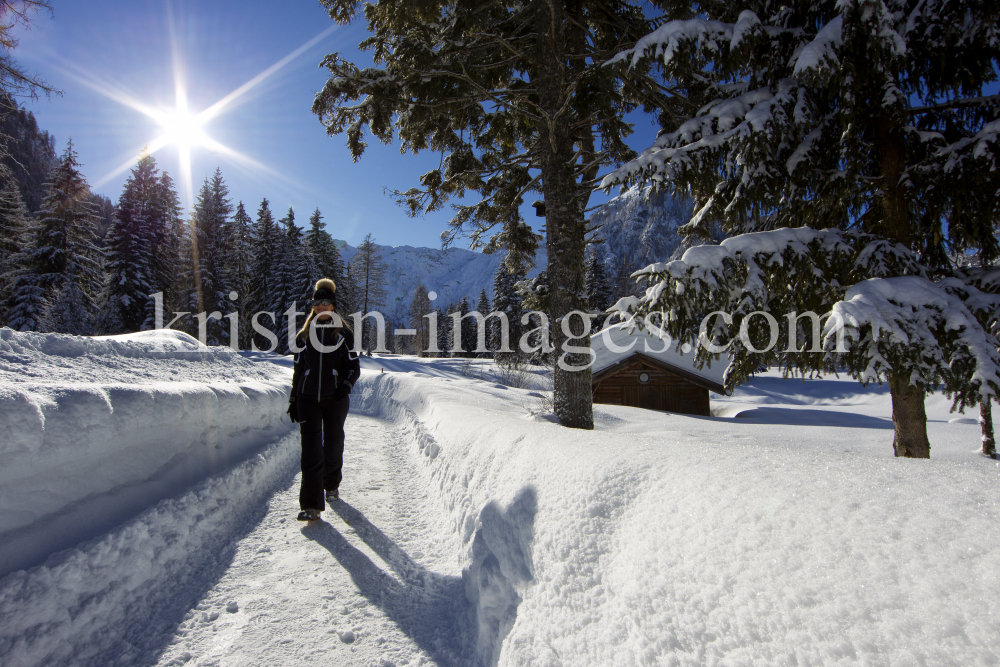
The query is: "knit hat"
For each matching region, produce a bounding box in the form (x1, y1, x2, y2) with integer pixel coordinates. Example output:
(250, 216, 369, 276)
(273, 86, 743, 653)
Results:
(309, 278, 337, 307)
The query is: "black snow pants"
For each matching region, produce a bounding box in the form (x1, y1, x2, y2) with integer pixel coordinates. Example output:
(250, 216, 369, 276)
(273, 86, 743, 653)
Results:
(297, 395, 350, 511)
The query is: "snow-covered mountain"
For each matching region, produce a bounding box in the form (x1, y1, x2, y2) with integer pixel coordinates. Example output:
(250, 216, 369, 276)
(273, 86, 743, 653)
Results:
(585, 184, 696, 278)
(337, 243, 544, 325)
(338, 185, 695, 323)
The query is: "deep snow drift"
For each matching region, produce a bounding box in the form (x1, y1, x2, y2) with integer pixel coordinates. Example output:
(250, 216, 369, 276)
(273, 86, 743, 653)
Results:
(0, 329, 293, 576)
(349, 359, 1000, 666)
(2, 333, 999, 667)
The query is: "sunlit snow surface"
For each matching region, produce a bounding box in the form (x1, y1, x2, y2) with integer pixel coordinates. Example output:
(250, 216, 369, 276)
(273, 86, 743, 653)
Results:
(1, 333, 999, 666)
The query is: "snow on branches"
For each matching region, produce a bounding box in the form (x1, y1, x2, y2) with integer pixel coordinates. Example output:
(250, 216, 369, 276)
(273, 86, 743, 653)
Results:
(610, 227, 1000, 409)
(603, 1, 1000, 252)
(830, 277, 1000, 409)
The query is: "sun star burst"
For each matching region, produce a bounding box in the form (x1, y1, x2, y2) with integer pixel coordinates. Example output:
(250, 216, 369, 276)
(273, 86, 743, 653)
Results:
(75, 17, 341, 210)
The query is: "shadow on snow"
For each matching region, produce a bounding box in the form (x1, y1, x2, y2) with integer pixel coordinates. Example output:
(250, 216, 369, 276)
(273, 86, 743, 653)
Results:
(304, 501, 477, 667)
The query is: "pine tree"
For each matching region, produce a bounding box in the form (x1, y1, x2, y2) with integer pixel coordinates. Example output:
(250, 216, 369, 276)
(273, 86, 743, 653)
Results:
(602, 1, 1000, 458)
(0, 175, 29, 321)
(0, 93, 57, 214)
(145, 169, 183, 329)
(89, 192, 114, 246)
(349, 233, 388, 352)
(304, 207, 344, 286)
(100, 154, 159, 333)
(436, 305, 449, 356)
(339, 262, 359, 318)
(187, 169, 234, 345)
(156, 171, 186, 323)
(228, 202, 253, 296)
(491, 259, 525, 361)
(266, 207, 313, 353)
(476, 288, 492, 358)
(442, 302, 456, 357)
(227, 201, 253, 347)
(265, 207, 297, 352)
(313, 0, 666, 428)
(247, 198, 278, 350)
(586, 249, 610, 332)
(409, 284, 433, 357)
(7, 140, 101, 334)
(613, 227, 1000, 459)
(456, 296, 476, 358)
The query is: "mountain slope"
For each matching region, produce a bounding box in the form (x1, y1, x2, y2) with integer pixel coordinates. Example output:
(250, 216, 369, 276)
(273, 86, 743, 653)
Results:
(336, 185, 695, 323)
(586, 185, 696, 280)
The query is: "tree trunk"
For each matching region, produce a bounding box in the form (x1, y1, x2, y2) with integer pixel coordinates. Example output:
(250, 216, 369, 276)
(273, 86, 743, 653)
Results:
(981, 399, 996, 457)
(889, 373, 930, 458)
(535, 0, 593, 430)
(877, 108, 910, 247)
(879, 101, 932, 458)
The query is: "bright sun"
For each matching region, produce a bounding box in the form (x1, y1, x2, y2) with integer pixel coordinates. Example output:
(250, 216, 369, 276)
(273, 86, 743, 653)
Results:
(84, 18, 340, 206)
(158, 108, 208, 150)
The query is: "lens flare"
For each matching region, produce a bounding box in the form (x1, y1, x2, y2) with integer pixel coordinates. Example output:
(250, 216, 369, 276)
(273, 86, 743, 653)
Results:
(73, 14, 340, 210)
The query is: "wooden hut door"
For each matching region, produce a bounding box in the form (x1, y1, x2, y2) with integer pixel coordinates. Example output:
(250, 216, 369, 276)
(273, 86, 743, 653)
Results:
(638, 385, 666, 410)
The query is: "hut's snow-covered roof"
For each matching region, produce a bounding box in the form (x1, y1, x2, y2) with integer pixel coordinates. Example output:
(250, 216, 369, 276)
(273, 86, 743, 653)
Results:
(590, 324, 729, 391)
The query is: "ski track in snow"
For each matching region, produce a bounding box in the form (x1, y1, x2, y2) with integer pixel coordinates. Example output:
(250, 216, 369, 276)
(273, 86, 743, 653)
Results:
(152, 413, 472, 667)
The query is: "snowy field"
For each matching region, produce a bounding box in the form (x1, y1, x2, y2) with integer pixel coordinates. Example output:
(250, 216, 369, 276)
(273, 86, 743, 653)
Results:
(1, 331, 999, 666)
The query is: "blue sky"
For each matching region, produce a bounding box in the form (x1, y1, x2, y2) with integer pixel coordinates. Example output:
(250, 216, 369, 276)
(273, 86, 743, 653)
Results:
(12, 0, 658, 250)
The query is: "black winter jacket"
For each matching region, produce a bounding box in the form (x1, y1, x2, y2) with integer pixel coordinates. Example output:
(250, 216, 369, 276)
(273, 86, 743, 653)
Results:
(291, 322, 361, 400)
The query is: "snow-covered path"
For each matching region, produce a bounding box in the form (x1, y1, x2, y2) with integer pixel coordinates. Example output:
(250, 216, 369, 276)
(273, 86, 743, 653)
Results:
(152, 413, 473, 667)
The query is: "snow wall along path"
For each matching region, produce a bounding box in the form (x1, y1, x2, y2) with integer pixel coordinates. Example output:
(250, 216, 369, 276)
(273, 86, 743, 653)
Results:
(351, 372, 539, 667)
(0, 329, 295, 575)
(0, 330, 299, 666)
(349, 370, 1000, 667)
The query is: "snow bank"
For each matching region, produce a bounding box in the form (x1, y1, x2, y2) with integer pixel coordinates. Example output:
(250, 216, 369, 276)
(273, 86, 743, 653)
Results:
(351, 365, 1000, 667)
(0, 328, 293, 576)
(0, 434, 299, 667)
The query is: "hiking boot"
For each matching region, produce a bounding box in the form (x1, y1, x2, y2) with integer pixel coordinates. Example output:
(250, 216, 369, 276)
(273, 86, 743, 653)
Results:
(297, 508, 321, 522)
(326, 489, 340, 503)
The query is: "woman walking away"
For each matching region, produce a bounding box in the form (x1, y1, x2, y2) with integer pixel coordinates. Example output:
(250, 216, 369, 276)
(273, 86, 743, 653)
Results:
(288, 278, 361, 522)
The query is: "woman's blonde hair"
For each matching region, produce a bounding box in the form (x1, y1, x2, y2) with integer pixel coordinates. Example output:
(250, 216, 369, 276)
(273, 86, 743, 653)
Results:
(296, 278, 350, 339)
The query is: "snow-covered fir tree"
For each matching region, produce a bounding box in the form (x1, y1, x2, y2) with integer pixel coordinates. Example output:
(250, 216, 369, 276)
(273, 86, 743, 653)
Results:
(606, 0, 1000, 259)
(304, 207, 343, 286)
(312, 0, 673, 429)
(338, 262, 359, 321)
(247, 198, 278, 350)
(491, 259, 525, 360)
(0, 175, 30, 321)
(7, 141, 102, 334)
(89, 193, 114, 246)
(585, 249, 610, 331)
(476, 288, 491, 358)
(434, 305, 449, 356)
(455, 296, 476, 357)
(266, 207, 313, 353)
(602, 1, 1000, 458)
(187, 169, 234, 346)
(440, 303, 456, 357)
(609, 228, 1000, 459)
(100, 154, 160, 333)
(225, 201, 254, 347)
(153, 171, 185, 320)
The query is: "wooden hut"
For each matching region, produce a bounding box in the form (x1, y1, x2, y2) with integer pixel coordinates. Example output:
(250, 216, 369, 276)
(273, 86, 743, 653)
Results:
(590, 325, 727, 416)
